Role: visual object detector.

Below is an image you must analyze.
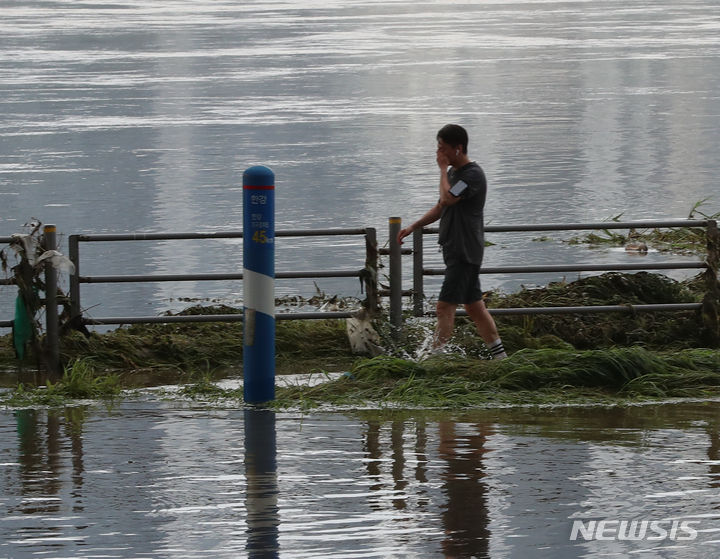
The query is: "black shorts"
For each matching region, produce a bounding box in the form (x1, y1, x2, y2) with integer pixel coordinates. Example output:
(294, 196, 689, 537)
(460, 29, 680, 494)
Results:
(438, 255, 483, 304)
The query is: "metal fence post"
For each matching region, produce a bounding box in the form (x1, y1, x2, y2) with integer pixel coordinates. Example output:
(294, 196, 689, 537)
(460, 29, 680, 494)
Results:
(68, 235, 81, 324)
(43, 224, 60, 378)
(412, 228, 424, 317)
(702, 219, 719, 346)
(363, 227, 379, 315)
(389, 217, 402, 335)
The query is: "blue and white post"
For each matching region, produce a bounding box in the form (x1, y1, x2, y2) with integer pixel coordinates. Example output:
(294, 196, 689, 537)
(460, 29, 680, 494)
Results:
(243, 165, 275, 404)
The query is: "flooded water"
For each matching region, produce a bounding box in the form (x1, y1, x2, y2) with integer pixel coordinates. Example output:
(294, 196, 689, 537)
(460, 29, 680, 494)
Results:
(1, 0, 720, 318)
(2, 401, 720, 558)
(3, 4, 720, 557)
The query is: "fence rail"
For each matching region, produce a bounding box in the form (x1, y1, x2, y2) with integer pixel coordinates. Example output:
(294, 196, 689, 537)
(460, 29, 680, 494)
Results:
(480, 219, 711, 232)
(1, 218, 718, 376)
(68, 227, 378, 325)
(387, 218, 718, 326)
(82, 311, 357, 326)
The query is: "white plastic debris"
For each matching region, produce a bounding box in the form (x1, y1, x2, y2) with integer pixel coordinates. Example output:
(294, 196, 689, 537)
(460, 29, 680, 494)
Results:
(346, 308, 383, 356)
(10, 233, 39, 265)
(35, 250, 76, 274)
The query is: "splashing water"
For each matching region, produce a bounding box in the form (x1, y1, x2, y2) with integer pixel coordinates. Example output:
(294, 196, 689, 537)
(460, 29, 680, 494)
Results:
(408, 322, 469, 362)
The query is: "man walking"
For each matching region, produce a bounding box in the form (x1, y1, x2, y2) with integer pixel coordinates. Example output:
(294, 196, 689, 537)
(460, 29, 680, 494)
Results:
(397, 124, 507, 359)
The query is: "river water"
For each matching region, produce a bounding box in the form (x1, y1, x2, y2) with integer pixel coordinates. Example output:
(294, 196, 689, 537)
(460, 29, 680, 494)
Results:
(2, 5, 720, 556)
(2, 400, 720, 558)
(2, 0, 720, 318)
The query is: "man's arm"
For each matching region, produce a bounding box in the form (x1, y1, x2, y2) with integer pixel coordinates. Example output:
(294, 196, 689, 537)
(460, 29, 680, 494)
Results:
(397, 202, 442, 245)
(437, 152, 463, 207)
(397, 148, 465, 245)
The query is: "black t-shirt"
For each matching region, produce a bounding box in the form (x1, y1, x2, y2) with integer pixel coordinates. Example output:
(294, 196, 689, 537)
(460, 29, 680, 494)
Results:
(437, 162, 487, 265)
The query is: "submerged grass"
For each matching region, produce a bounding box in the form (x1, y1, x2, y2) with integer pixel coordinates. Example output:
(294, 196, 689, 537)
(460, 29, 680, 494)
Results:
(1, 270, 718, 409)
(3, 342, 719, 410)
(0, 304, 355, 382)
(2, 358, 121, 407)
(271, 348, 720, 410)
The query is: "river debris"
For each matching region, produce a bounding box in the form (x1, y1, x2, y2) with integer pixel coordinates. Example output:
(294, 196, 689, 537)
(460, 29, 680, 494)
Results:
(1, 267, 718, 409)
(563, 201, 719, 254)
(272, 347, 720, 409)
(490, 271, 704, 349)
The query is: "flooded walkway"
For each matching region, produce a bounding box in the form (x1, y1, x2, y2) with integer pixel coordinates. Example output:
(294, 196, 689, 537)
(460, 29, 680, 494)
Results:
(2, 400, 720, 558)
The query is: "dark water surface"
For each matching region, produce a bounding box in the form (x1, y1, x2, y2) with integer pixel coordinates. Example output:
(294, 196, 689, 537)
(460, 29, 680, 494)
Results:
(2, 0, 719, 317)
(3, 5, 720, 554)
(2, 400, 720, 558)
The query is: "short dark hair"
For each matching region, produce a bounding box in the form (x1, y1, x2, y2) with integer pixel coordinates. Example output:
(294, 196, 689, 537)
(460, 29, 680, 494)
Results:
(437, 124, 468, 154)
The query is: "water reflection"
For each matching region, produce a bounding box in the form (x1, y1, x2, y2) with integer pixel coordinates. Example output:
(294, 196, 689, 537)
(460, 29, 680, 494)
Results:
(708, 419, 720, 489)
(2, 404, 720, 557)
(363, 418, 492, 556)
(8, 408, 88, 554)
(244, 408, 279, 558)
(438, 421, 491, 558)
(13, 408, 85, 515)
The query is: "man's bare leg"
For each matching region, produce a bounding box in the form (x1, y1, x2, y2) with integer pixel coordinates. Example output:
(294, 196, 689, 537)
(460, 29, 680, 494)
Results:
(464, 299, 498, 343)
(465, 299, 507, 359)
(434, 300, 458, 350)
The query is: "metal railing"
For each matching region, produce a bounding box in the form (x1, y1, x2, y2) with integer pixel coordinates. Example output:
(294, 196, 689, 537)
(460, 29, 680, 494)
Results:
(1, 226, 379, 378)
(68, 227, 378, 325)
(1, 218, 719, 376)
(386, 218, 719, 329)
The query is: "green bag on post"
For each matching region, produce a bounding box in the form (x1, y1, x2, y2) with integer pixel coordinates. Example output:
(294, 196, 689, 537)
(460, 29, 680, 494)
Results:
(12, 292, 33, 360)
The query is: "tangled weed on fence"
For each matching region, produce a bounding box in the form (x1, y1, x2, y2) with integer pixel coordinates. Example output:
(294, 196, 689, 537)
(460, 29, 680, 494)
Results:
(563, 200, 719, 253)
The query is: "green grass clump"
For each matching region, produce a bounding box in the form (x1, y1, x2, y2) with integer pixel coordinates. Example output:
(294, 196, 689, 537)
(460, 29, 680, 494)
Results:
(52, 308, 354, 379)
(59, 306, 246, 372)
(275, 319, 354, 372)
(57, 358, 121, 399)
(271, 347, 720, 410)
(488, 272, 704, 350)
(1, 266, 717, 410)
(177, 372, 234, 401)
(1, 358, 121, 407)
